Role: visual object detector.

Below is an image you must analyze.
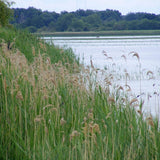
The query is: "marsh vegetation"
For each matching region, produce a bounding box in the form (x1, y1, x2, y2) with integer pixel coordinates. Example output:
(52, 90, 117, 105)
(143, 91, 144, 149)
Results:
(0, 27, 160, 160)
(47, 35, 160, 117)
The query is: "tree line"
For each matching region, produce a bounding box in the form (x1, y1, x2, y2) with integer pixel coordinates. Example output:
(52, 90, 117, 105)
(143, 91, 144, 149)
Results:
(8, 7, 160, 32)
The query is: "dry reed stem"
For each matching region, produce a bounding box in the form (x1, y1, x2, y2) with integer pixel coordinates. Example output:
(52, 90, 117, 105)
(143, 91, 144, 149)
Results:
(90, 59, 94, 69)
(105, 112, 112, 119)
(3, 77, 7, 92)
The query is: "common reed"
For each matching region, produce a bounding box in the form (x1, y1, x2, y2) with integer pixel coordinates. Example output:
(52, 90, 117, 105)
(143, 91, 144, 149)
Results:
(0, 27, 160, 160)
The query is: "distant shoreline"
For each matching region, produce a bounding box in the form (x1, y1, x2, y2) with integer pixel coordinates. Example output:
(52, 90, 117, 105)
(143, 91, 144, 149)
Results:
(35, 30, 160, 37)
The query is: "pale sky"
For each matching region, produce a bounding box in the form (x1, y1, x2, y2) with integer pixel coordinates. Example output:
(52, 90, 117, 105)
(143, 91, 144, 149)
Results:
(12, 0, 160, 15)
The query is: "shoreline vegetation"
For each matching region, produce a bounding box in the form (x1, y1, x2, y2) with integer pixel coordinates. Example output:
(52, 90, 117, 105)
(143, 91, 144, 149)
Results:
(35, 30, 160, 37)
(0, 27, 160, 160)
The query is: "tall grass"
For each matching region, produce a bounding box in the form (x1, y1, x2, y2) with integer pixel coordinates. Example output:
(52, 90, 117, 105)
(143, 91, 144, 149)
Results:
(0, 27, 160, 160)
(0, 27, 78, 66)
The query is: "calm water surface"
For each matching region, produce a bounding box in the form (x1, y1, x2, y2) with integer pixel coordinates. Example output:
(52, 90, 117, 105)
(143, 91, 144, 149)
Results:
(44, 36, 160, 118)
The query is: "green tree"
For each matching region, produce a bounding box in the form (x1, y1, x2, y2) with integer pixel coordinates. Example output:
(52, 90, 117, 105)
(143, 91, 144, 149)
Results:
(69, 18, 84, 31)
(10, 7, 160, 31)
(0, 0, 14, 26)
(100, 9, 122, 21)
(85, 14, 102, 30)
(113, 21, 127, 30)
(56, 13, 74, 31)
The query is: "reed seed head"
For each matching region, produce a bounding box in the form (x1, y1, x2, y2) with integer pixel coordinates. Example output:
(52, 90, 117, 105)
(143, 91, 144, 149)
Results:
(60, 118, 66, 126)
(118, 86, 124, 91)
(121, 54, 127, 61)
(132, 53, 140, 61)
(32, 47, 36, 56)
(88, 113, 94, 119)
(70, 130, 80, 141)
(130, 98, 138, 105)
(147, 118, 154, 127)
(137, 110, 142, 115)
(93, 123, 100, 134)
(147, 71, 153, 75)
(108, 97, 115, 103)
(16, 91, 23, 101)
(34, 115, 44, 123)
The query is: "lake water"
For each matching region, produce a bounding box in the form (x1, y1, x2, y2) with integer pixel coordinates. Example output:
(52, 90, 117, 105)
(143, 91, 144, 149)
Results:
(43, 36, 160, 118)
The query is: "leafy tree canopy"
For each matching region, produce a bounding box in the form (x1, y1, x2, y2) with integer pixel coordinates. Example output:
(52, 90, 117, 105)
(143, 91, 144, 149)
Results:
(10, 7, 160, 32)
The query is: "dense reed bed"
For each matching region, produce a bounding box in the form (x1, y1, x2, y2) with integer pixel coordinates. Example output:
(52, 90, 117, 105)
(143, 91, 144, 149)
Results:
(0, 27, 160, 160)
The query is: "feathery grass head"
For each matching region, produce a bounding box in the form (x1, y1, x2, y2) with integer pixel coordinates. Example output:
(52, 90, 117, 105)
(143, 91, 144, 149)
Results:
(1, 28, 160, 160)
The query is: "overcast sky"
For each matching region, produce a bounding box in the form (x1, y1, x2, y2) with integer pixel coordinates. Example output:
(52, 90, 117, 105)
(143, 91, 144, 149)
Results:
(12, 0, 160, 15)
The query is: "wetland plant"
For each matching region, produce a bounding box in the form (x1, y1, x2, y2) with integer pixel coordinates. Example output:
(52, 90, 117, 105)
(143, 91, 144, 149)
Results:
(0, 28, 160, 160)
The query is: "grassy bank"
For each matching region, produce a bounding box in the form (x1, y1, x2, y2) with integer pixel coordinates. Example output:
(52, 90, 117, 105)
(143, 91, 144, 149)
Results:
(0, 27, 78, 65)
(35, 30, 160, 37)
(0, 27, 160, 160)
